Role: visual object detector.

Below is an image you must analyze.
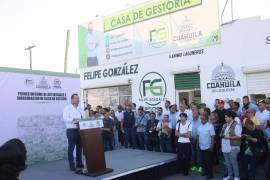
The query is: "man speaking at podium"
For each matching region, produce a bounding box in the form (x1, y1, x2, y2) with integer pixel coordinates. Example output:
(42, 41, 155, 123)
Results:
(63, 93, 85, 171)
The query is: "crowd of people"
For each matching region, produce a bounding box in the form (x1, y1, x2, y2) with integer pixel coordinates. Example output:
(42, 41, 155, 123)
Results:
(85, 96, 270, 180)
(1, 94, 270, 180)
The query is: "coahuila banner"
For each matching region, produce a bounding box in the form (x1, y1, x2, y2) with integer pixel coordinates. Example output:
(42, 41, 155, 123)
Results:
(78, 0, 220, 68)
(0, 69, 80, 164)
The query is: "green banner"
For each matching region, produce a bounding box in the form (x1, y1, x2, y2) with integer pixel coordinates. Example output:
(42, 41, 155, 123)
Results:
(104, 0, 202, 32)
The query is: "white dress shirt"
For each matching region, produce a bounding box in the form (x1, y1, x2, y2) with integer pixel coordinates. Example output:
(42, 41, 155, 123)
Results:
(115, 111, 124, 122)
(63, 104, 85, 129)
(85, 32, 98, 57)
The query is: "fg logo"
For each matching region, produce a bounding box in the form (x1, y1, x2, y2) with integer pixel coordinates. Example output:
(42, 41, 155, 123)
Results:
(149, 22, 169, 48)
(139, 72, 167, 106)
(142, 79, 163, 96)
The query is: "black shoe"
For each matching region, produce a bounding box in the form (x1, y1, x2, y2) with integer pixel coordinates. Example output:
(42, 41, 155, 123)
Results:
(206, 176, 213, 179)
(69, 165, 76, 171)
(76, 165, 84, 169)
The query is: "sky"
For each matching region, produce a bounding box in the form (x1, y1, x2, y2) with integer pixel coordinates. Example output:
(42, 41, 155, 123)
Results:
(0, 0, 269, 74)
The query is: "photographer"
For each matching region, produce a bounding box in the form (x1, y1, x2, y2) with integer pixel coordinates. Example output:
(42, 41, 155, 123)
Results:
(240, 119, 265, 180)
(146, 113, 160, 152)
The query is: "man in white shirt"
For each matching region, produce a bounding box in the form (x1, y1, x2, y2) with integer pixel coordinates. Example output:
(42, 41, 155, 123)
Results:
(255, 100, 270, 129)
(85, 22, 99, 66)
(63, 93, 85, 171)
(197, 111, 215, 179)
(115, 105, 124, 122)
(115, 105, 124, 147)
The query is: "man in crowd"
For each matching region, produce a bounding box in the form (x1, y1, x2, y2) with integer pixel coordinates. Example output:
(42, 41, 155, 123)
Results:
(135, 106, 148, 150)
(102, 108, 114, 151)
(243, 108, 260, 129)
(213, 100, 229, 134)
(156, 107, 164, 123)
(214, 99, 220, 110)
(122, 104, 137, 148)
(190, 109, 202, 173)
(240, 119, 265, 180)
(179, 102, 192, 121)
(231, 101, 243, 118)
(115, 105, 124, 147)
(255, 100, 270, 129)
(169, 104, 179, 152)
(146, 112, 160, 152)
(164, 100, 171, 115)
(63, 94, 85, 171)
(197, 111, 215, 179)
(242, 96, 258, 112)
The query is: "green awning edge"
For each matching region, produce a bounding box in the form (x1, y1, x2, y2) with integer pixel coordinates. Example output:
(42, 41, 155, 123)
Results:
(0, 66, 80, 78)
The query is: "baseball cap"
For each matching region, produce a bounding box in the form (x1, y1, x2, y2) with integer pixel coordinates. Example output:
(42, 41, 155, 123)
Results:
(218, 100, 225, 104)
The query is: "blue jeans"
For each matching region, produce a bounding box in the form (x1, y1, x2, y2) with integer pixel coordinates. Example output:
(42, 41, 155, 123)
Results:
(66, 129, 83, 168)
(124, 128, 137, 148)
(137, 132, 146, 150)
(160, 137, 172, 153)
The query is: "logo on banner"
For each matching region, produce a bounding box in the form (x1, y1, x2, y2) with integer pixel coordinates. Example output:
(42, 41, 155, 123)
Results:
(25, 78, 34, 87)
(172, 16, 203, 42)
(36, 77, 51, 90)
(206, 62, 241, 93)
(53, 79, 61, 89)
(139, 72, 167, 106)
(149, 22, 169, 48)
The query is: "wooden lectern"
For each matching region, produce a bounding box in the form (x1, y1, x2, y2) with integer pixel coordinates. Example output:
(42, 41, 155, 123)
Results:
(77, 119, 113, 176)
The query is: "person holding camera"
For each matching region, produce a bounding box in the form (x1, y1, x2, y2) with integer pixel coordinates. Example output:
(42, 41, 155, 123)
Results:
(240, 119, 265, 180)
(157, 115, 172, 153)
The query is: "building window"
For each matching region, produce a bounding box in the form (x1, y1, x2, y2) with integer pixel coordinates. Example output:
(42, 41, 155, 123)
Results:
(83, 85, 132, 110)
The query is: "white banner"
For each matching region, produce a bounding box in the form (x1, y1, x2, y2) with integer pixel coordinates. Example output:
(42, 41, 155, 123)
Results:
(0, 70, 80, 164)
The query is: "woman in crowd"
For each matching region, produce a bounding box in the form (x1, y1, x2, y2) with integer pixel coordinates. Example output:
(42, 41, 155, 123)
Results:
(221, 111, 242, 180)
(110, 110, 120, 149)
(175, 113, 192, 176)
(0, 139, 27, 180)
(157, 115, 172, 153)
(240, 119, 265, 180)
(146, 113, 160, 152)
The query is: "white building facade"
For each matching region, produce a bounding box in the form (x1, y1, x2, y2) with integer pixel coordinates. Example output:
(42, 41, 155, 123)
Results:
(80, 17, 270, 111)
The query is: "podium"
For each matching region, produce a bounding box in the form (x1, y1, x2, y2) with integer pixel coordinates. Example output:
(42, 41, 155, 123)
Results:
(77, 119, 113, 176)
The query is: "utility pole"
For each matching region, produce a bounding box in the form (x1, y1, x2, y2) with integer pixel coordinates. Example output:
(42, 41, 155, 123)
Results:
(64, 30, 70, 73)
(25, 44, 36, 70)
